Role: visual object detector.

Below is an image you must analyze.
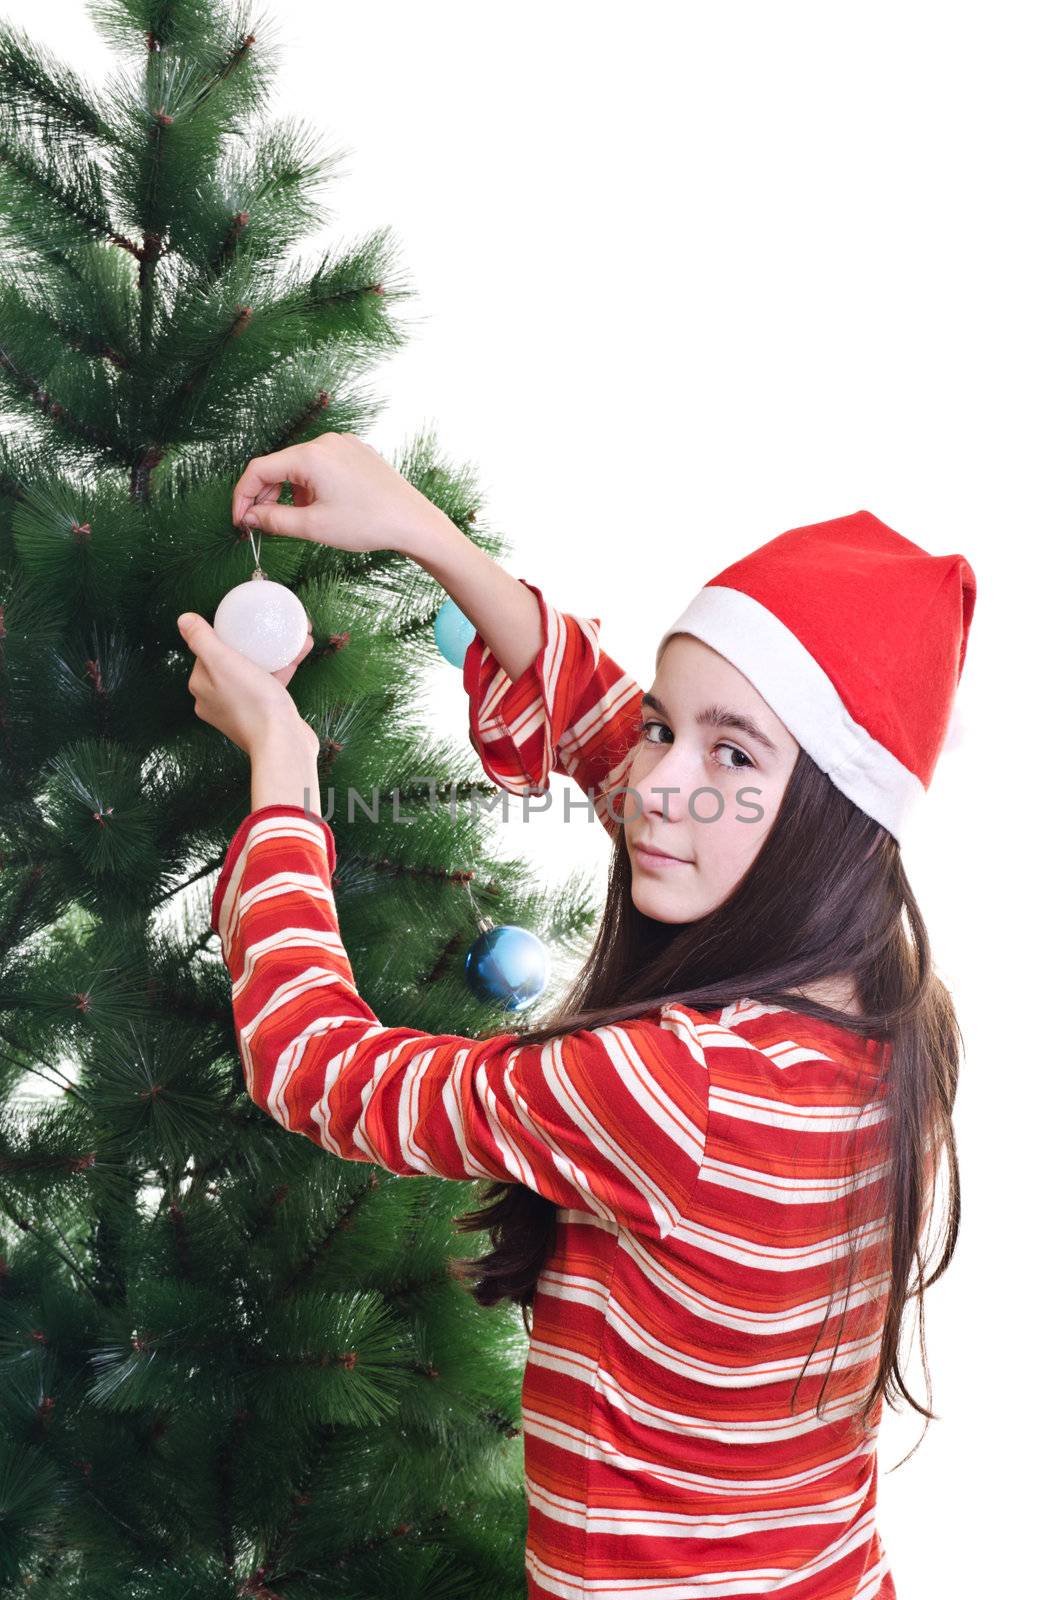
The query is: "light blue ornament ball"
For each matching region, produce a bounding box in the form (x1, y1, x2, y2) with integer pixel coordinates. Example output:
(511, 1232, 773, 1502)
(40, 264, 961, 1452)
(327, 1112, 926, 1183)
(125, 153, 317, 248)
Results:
(465, 925, 550, 1011)
(434, 597, 477, 667)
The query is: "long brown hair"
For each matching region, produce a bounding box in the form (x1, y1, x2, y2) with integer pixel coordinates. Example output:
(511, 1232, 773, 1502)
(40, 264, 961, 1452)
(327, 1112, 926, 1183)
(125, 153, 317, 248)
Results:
(450, 746, 963, 1455)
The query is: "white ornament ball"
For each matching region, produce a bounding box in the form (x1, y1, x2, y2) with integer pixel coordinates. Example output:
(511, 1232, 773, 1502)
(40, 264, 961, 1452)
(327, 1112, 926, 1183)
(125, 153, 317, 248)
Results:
(212, 575, 310, 672)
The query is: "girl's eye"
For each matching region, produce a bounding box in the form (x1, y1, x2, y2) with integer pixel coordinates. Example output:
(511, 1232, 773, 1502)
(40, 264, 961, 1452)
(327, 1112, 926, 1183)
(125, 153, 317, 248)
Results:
(637, 721, 754, 770)
(714, 742, 754, 771)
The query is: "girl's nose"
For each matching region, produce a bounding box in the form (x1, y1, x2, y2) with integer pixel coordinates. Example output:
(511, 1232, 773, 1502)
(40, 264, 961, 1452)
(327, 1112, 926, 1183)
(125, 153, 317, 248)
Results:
(637, 748, 697, 823)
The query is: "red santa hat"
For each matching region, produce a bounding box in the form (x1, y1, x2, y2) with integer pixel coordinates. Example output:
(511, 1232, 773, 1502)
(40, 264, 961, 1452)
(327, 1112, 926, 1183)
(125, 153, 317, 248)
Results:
(655, 509, 977, 844)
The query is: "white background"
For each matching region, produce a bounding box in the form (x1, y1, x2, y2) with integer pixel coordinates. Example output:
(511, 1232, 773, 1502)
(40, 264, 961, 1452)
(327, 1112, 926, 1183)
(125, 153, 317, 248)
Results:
(2, 1, 1056, 1590)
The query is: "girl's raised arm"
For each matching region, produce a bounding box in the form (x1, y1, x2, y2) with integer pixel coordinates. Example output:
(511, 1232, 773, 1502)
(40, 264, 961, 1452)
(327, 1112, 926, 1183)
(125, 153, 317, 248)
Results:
(404, 519, 645, 841)
(403, 514, 546, 683)
(463, 580, 643, 841)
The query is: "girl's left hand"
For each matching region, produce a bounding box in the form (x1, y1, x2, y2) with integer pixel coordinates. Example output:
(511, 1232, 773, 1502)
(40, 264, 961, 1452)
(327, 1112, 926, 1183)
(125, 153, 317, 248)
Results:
(175, 611, 316, 757)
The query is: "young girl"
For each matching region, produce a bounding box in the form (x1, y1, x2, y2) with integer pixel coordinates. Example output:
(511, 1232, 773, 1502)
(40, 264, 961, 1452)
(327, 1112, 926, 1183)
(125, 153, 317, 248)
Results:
(178, 432, 976, 1600)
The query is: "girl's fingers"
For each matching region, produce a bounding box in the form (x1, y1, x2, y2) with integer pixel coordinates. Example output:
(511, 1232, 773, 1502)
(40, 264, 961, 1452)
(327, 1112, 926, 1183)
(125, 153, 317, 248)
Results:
(232, 444, 316, 526)
(241, 499, 320, 539)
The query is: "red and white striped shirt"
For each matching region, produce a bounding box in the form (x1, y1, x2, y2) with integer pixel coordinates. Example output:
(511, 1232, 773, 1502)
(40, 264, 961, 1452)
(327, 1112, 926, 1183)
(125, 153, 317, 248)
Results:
(212, 577, 897, 1599)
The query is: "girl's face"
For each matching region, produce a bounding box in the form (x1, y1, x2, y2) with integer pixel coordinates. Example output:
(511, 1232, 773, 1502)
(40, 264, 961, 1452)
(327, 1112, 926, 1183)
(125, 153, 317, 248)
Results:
(623, 633, 801, 923)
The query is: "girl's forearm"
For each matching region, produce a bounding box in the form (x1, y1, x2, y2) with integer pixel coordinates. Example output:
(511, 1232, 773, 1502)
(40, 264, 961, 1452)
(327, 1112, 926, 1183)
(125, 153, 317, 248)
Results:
(250, 722, 322, 818)
(399, 512, 544, 683)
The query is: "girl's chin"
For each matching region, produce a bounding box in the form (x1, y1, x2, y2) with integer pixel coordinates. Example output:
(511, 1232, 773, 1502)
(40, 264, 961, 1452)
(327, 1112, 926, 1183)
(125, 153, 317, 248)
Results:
(631, 882, 695, 922)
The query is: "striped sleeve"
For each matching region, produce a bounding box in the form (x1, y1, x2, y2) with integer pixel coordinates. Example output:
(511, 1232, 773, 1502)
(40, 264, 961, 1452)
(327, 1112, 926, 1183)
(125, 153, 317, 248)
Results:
(461, 577, 644, 840)
(210, 804, 709, 1240)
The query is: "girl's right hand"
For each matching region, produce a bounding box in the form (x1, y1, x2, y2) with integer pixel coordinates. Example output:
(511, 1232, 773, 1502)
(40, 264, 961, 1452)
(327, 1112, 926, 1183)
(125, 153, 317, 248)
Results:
(231, 431, 447, 554)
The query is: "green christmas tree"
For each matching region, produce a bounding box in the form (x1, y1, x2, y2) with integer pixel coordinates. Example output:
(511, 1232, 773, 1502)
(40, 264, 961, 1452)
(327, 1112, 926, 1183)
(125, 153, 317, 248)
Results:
(0, 3, 597, 1590)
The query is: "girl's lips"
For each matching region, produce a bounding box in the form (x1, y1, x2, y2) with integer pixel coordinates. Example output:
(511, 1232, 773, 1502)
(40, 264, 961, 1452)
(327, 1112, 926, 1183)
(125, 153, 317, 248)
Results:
(633, 842, 692, 868)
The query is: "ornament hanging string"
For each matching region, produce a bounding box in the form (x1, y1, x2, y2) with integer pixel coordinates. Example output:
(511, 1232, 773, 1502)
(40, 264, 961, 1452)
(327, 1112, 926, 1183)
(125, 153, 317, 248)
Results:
(462, 874, 495, 935)
(239, 483, 277, 583)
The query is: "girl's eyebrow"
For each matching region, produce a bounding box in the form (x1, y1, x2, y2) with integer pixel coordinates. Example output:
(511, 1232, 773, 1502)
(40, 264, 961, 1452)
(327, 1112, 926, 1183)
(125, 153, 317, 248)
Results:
(640, 690, 780, 755)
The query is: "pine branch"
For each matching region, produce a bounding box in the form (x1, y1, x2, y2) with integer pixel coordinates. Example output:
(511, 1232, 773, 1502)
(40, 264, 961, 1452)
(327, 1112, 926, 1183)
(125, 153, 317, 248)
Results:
(77, 1481, 180, 1573)
(278, 1185, 378, 1299)
(130, 441, 167, 502)
(423, 926, 471, 989)
(0, 1035, 86, 1105)
(186, 924, 218, 958)
(182, 1148, 235, 1203)
(20, 292, 133, 372)
(0, 1186, 100, 1298)
(0, 343, 130, 466)
(0, 858, 46, 966)
(144, 976, 229, 1029)
(271, 388, 333, 454)
(150, 851, 231, 912)
(253, 1422, 340, 1591)
(0, 21, 120, 147)
(217, 1404, 251, 1576)
(207, 114, 342, 278)
(0, 110, 120, 253)
(185, 27, 257, 115)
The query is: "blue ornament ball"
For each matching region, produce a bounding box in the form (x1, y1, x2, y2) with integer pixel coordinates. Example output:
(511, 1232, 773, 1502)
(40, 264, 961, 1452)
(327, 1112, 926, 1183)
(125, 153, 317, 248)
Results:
(433, 597, 477, 667)
(465, 924, 550, 1011)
